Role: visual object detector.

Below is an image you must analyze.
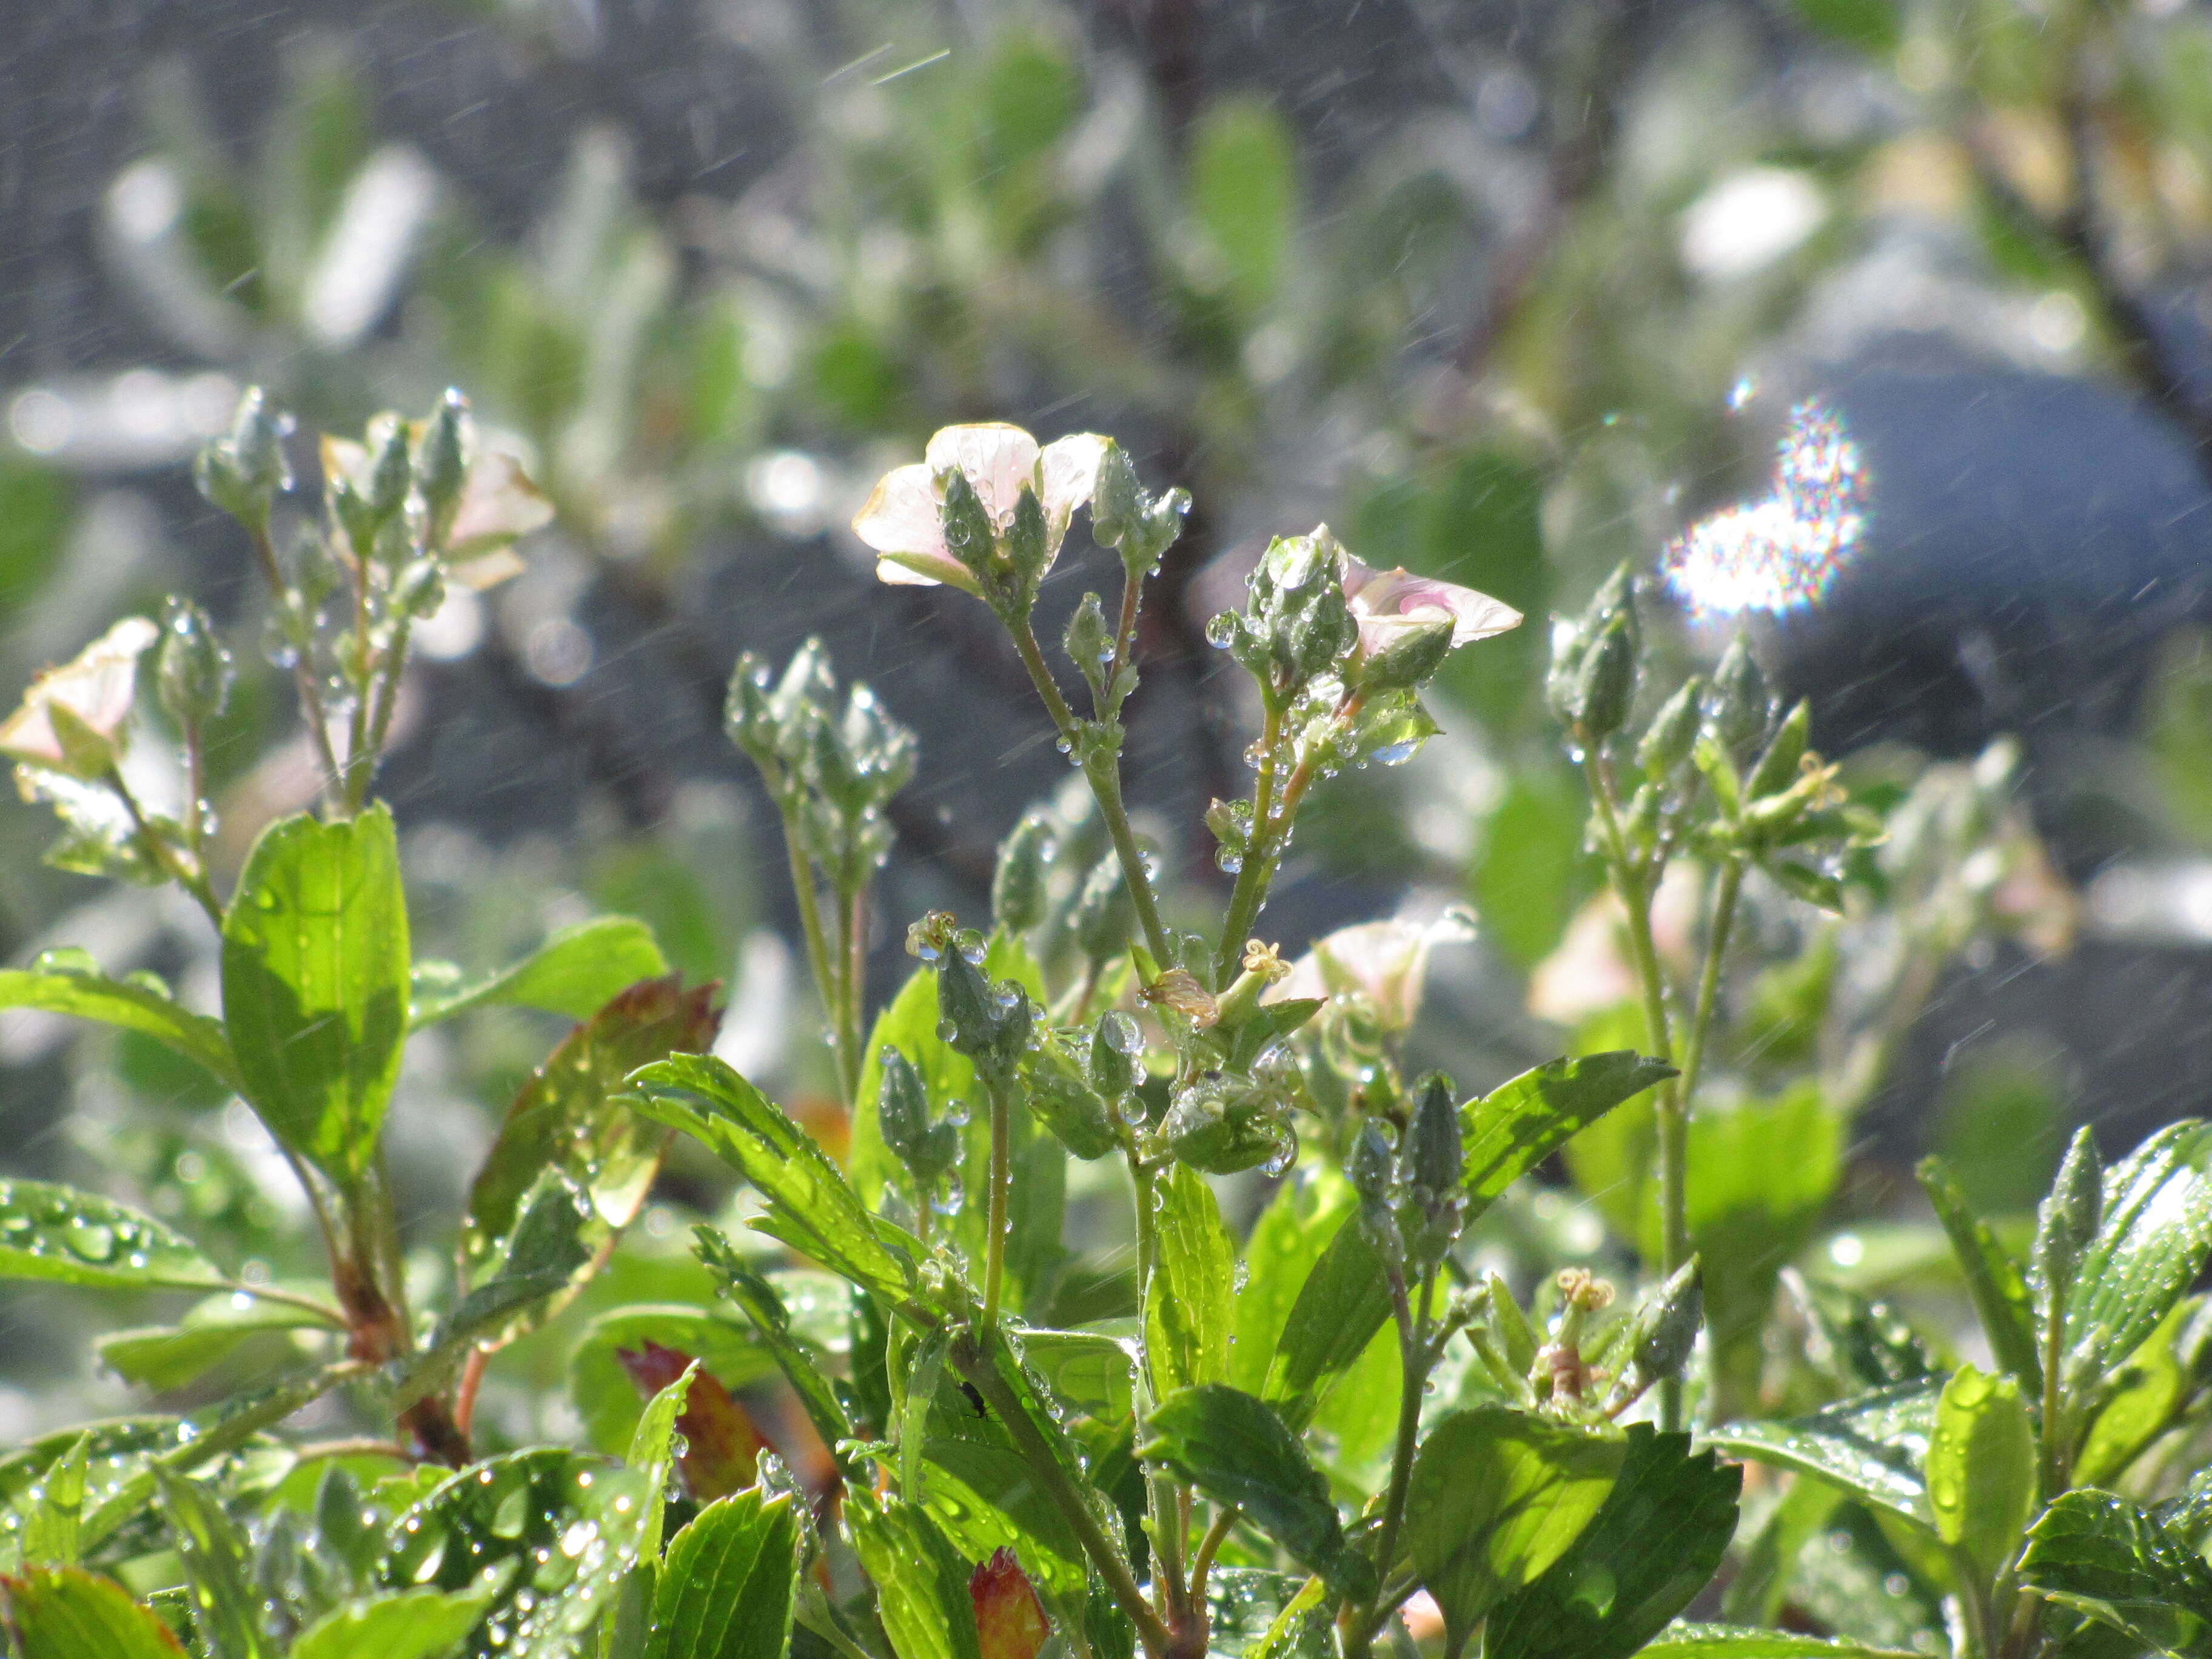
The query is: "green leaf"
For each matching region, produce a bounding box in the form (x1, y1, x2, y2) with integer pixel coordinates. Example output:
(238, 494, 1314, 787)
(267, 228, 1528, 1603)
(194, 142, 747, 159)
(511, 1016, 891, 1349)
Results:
(1463, 1053, 1675, 1212)
(1262, 1210, 1392, 1431)
(643, 1489, 798, 1659)
(1484, 1426, 1741, 1659)
(1917, 1156, 2042, 1390)
(1704, 1378, 1940, 1531)
(693, 1227, 855, 1473)
(410, 915, 671, 1025)
(155, 1467, 274, 1659)
(1400, 1406, 1623, 1652)
(1720, 1476, 1840, 1627)
(2076, 1301, 2191, 1489)
(96, 1285, 339, 1389)
(1233, 1168, 1356, 1397)
(1926, 1364, 2036, 1580)
(568, 1304, 780, 1457)
(625, 1359, 692, 1563)
(221, 805, 410, 1180)
(0, 965, 241, 1094)
(845, 1493, 982, 1659)
(1643, 1627, 1921, 1658)
(1202, 1569, 1332, 1658)
(1188, 95, 1298, 321)
(1145, 1164, 1234, 1397)
(2065, 1122, 2212, 1402)
(21, 1435, 89, 1569)
(1, 1565, 186, 1658)
(292, 1587, 498, 1659)
(2020, 1489, 2212, 1659)
(381, 1448, 655, 1659)
(1787, 0, 1901, 56)
(0, 1179, 227, 1291)
(624, 1055, 919, 1304)
(461, 976, 716, 1287)
(1142, 1384, 1375, 1601)
(1019, 1329, 1137, 1423)
(400, 1174, 592, 1406)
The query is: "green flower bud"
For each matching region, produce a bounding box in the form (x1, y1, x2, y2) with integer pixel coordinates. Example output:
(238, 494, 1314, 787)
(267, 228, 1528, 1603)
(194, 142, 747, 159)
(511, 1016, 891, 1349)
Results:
(1006, 486, 1049, 589)
(1088, 1010, 1142, 1099)
(1161, 1072, 1293, 1175)
(2034, 1125, 2103, 1321)
(933, 931, 1033, 1079)
(155, 597, 233, 729)
(1091, 442, 1142, 547)
(1071, 854, 1133, 964)
(723, 654, 782, 774)
(1710, 634, 1773, 756)
(838, 684, 916, 802)
(1354, 612, 1454, 693)
(417, 389, 468, 521)
(367, 420, 413, 522)
(394, 558, 445, 620)
(1637, 677, 1704, 779)
(1401, 1071, 1464, 1202)
(1349, 1122, 1396, 1209)
(1626, 1258, 1702, 1393)
(1127, 488, 1190, 575)
(937, 467, 997, 584)
(879, 1047, 961, 1184)
(1065, 591, 1113, 679)
(1023, 1034, 1122, 1160)
(1568, 611, 1637, 739)
(992, 811, 1056, 936)
(1744, 699, 1811, 801)
(809, 712, 869, 814)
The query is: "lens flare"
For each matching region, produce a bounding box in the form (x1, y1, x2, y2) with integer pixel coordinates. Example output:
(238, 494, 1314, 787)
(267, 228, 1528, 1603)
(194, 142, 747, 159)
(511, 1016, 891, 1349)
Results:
(1663, 398, 1869, 617)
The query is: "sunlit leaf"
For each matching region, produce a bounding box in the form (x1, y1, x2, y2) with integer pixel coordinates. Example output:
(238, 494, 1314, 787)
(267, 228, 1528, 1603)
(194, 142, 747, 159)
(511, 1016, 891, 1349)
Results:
(2064, 1122, 2212, 1404)
(1926, 1365, 2036, 1580)
(1917, 1156, 2042, 1389)
(846, 1493, 982, 1659)
(1463, 1053, 1675, 1212)
(1145, 1163, 1234, 1397)
(2020, 1490, 2212, 1659)
(693, 1228, 856, 1476)
(1, 1565, 185, 1658)
(155, 1467, 274, 1659)
(409, 915, 671, 1026)
(1704, 1378, 1940, 1531)
(616, 1341, 764, 1504)
(19, 1435, 89, 1570)
(0, 1179, 228, 1292)
(0, 964, 240, 1095)
(1643, 1627, 1920, 1658)
(643, 1489, 798, 1659)
(291, 1586, 499, 1659)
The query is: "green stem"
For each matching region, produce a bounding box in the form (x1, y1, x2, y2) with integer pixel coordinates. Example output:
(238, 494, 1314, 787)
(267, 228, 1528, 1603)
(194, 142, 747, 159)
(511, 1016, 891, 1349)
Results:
(1127, 1148, 1192, 1630)
(779, 802, 856, 1106)
(1214, 695, 1355, 988)
(1213, 699, 1283, 987)
(2041, 1270, 2070, 1500)
(984, 1073, 1013, 1329)
(221, 1280, 347, 1327)
(1006, 614, 1174, 966)
(344, 553, 375, 811)
(106, 766, 223, 929)
(836, 882, 868, 1105)
(953, 1337, 1176, 1659)
(1675, 857, 1745, 1116)
(1357, 1269, 1432, 1652)
(354, 609, 416, 813)
(249, 522, 345, 810)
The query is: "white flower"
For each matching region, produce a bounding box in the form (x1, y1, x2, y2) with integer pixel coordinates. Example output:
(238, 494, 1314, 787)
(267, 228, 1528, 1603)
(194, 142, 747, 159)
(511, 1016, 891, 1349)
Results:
(1339, 554, 1521, 662)
(1264, 912, 1475, 1034)
(0, 617, 159, 777)
(851, 423, 1111, 591)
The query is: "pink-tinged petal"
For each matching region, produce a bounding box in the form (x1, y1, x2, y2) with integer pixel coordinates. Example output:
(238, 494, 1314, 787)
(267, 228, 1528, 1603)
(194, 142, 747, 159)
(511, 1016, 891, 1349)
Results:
(925, 423, 1040, 525)
(1342, 554, 1521, 647)
(0, 617, 159, 774)
(1265, 913, 1475, 1033)
(877, 551, 984, 594)
(447, 452, 554, 560)
(1038, 434, 1110, 528)
(1261, 949, 1328, 1007)
(852, 463, 951, 565)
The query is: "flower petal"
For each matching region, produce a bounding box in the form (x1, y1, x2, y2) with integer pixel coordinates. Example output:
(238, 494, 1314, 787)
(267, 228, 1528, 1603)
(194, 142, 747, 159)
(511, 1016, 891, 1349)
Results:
(853, 464, 951, 562)
(447, 451, 554, 559)
(0, 616, 159, 773)
(925, 423, 1039, 524)
(1342, 557, 1522, 647)
(1039, 433, 1110, 525)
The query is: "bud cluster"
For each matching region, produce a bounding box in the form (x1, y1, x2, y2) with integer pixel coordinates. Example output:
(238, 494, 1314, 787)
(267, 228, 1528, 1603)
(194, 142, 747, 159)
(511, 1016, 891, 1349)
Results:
(908, 915, 1035, 1085)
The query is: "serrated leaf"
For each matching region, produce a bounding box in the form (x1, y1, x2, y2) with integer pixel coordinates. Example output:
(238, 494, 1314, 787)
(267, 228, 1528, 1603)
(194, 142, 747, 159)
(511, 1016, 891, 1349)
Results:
(623, 1360, 691, 1564)
(1145, 1163, 1234, 1397)
(409, 916, 669, 1026)
(1400, 1406, 1623, 1652)
(1643, 1627, 1920, 1658)
(381, 1449, 654, 1659)
(2020, 1489, 2212, 1659)
(0, 1179, 227, 1291)
(1926, 1364, 2036, 1579)
(2064, 1122, 2212, 1403)
(1142, 1384, 1375, 1601)
(221, 805, 410, 1181)
(1704, 1378, 1940, 1531)
(1463, 1053, 1675, 1211)
(400, 1175, 592, 1407)
(1917, 1156, 2042, 1389)
(1261, 1209, 1391, 1431)
(1233, 1168, 1356, 1398)
(0, 965, 241, 1094)
(693, 1227, 856, 1473)
(1484, 1425, 1741, 1659)
(292, 1586, 498, 1659)
(20, 1435, 89, 1569)
(461, 975, 715, 1290)
(847, 1493, 982, 1659)
(2, 1564, 186, 1658)
(155, 1467, 274, 1659)
(624, 1055, 919, 1305)
(643, 1489, 797, 1659)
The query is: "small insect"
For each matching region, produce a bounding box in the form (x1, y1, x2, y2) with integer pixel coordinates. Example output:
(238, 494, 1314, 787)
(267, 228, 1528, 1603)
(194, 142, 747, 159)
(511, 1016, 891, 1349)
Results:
(959, 1379, 990, 1419)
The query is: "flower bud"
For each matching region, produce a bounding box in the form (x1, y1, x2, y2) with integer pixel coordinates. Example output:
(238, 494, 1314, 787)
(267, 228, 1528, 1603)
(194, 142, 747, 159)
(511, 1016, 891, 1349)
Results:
(1127, 488, 1191, 575)
(156, 597, 233, 729)
(1162, 1071, 1293, 1175)
(1627, 1257, 1701, 1392)
(1710, 634, 1773, 756)
(1088, 1010, 1142, 1099)
(1091, 441, 1143, 548)
(971, 1547, 1050, 1659)
(838, 685, 916, 802)
(367, 420, 413, 522)
(879, 1047, 961, 1185)
(934, 931, 1033, 1079)
(1064, 592, 1113, 678)
(2034, 1125, 2103, 1319)
(1349, 1122, 1396, 1209)
(394, 558, 446, 620)
(1637, 677, 1704, 780)
(1023, 1035, 1121, 1161)
(1744, 699, 1811, 801)
(417, 389, 468, 519)
(1401, 1071, 1464, 1202)
(1071, 854, 1133, 964)
(1005, 486, 1050, 589)
(937, 467, 997, 583)
(1353, 612, 1453, 693)
(992, 811, 1056, 936)
(1564, 611, 1637, 739)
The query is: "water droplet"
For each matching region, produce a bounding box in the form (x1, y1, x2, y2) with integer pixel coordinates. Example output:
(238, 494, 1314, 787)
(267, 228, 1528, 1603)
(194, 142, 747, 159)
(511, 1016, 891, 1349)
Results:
(1216, 850, 1242, 874)
(1374, 740, 1417, 766)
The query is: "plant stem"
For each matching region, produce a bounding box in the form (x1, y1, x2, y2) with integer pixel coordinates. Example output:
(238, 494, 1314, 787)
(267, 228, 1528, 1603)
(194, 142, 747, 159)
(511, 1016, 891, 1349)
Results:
(953, 1336, 1176, 1659)
(1675, 857, 1745, 1116)
(355, 610, 416, 813)
(837, 883, 868, 1099)
(1213, 695, 1355, 987)
(984, 1073, 1013, 1329)
(1190, 1505, 1239, 1605)
(779, 802, 855, 1105)
(1126, 1148, 1193, 1631)
(106, 766, 223, 928)
(1212, 699, 1282, 986)
(221, 1280, 347, 1327)
(1005, 614, 1174, 965)
(249, 522, 344, 811)
(1356, 1268, 1432, 1654)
